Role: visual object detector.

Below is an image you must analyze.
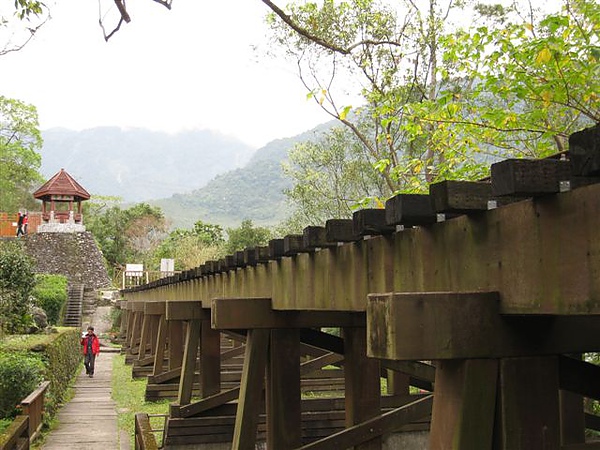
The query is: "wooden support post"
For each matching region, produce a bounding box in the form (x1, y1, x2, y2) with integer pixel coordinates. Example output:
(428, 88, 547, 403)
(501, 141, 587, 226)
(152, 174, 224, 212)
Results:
(168, 321, 184, 371)
(177, 319, 201, 406)
(266, 328, 301, 449)
(232, 329, 269, 450)
(496, 356, 560, 450)
(343, 326, 381, 450)
(560, 390, 585, 446)
(137, 314, 150, 360)
(199, 315, 220, 398)
(152, 315, 168, 376)
(429, 359, 498, 450)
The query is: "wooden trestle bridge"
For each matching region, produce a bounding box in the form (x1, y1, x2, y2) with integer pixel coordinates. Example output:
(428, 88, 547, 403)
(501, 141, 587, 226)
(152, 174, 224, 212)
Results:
(121, 125, 600, 450)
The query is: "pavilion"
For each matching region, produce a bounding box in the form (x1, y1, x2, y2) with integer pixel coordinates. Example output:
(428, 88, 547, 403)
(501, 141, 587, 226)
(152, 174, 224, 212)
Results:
(33, 169, 90, 232)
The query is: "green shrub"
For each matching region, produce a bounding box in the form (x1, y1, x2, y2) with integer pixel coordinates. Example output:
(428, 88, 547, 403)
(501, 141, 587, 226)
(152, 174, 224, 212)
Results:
(0, 241, 36, 334)
(42, 329, 82, 417)
(0, 352, 44, 418)
(32, 275, 68, 325)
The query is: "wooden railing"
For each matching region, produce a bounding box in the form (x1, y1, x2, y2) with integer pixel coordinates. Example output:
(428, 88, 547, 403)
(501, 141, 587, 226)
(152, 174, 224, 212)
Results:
(134, 413, 160, 450)
(0, 381, 51, 450)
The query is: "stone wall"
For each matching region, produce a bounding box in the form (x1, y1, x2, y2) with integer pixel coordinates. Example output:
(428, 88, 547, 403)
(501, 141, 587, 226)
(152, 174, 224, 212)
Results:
(23, 232, 111, 289)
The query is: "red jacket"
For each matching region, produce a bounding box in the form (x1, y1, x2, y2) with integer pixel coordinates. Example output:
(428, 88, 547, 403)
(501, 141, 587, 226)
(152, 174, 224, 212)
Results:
(80, 333, 100, 355)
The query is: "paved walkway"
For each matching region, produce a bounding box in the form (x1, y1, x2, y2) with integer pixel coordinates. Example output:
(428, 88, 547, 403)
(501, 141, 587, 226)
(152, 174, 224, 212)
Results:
(41, 306, 128, 450)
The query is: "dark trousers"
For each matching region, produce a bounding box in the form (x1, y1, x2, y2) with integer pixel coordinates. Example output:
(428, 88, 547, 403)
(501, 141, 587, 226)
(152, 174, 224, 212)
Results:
(84, 353, 96, 375)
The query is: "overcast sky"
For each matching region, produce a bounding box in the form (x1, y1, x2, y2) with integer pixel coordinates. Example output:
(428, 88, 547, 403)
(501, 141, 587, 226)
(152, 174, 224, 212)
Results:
(0, 1, 332, 148)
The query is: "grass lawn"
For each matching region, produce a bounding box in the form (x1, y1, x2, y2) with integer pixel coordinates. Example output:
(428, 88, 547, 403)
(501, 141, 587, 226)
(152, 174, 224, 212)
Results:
(111, 354, 170, 447)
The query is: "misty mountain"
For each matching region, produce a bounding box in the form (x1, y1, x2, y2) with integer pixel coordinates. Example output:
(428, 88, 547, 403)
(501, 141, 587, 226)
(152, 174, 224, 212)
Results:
(151, 122, 335, 229)
(40, 127, 255, 202)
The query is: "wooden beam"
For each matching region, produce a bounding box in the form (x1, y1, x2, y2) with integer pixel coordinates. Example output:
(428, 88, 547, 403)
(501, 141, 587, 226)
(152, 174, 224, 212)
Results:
(165, 301, 205, 321)
(344, 326, 381, 450)
(297, 395, 433, 450)
(385, 193, 437, 226)
(177, 319, 201, 405)
(497, 356, 560, 450)
(283, 234, 305, 256)
(491, 158, 571, 196)
(152, 315, 168, 376)
(353, 208, 395, 236)
(199, 316, 220, 398)
(303, 226, 337, 249)
(212, 297, 365, 329)
(558, 355, 600, 400)
(325, 218, 359, 242)
(430, 180, 495, 213)
(175, 387, 241, 419)
(266, 329, 301, 448)
(367, 292, 600, 360)
(430, 359, 498, 450)
(569, 123, 600, 176)
(131, 301, 145, 312)
(232, 329, 269, 450)
(585, 413, 600, 432)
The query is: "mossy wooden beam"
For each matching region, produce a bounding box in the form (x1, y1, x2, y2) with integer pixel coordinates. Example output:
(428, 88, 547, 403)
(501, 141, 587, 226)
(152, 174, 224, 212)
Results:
(211, 297, 365, 329)
(367, 292, 600, 360)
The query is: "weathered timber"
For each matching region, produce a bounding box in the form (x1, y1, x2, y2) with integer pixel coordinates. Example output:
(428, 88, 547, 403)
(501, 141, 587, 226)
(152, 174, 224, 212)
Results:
(254, 246, 271, 263)
(297, 395, 433, 450)
(428, 179, 522, 214)
(569, 123, 600, 176)
(353, 208, 395, 236)
(344, 326, 381, 450)
(243, 248, 257, 266)
(560, 389, 585, 446)
(303, 226, 337, 249)
(266, 329, 301, 448)
(497, 356, 560, 450)
(367, 292, 600, 360)
(562, 444, 600, 450)
(385, 193, 437, 226)
(165, 301, 205, 321)
(178, 319, 201, 405)
(123, 183, 600, 314)
(235, 251, 246, 267)
(148, 367, 181, 384)
(558, 355, 600, 400)
(284, 234, 305, 256)
(325, 219, 359, 242)
(429, 359, 498, 450)
(200, 316, 221, 398)
(491, 158, 571, 196)
(144, 300, 165, 316)
(211, 297, 365, 329)
(586, 413, 600, 431)
(268, 238, 285, 259)
(232, 329, 269, 450)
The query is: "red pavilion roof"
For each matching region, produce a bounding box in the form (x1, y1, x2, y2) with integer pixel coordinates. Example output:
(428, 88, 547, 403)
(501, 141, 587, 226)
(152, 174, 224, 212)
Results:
(33, 169, 91, 200)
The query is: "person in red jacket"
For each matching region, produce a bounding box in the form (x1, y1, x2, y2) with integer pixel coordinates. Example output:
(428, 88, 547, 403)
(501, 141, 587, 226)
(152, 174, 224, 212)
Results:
(80, 326, 100, 378)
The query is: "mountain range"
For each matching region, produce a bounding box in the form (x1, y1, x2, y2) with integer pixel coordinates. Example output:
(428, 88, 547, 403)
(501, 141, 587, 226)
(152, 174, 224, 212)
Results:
(40, 127, 255, 202)
(39, 123, 333, 230)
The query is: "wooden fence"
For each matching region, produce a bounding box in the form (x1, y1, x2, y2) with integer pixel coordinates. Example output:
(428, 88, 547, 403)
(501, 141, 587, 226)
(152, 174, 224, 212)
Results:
(0, 213, 42, 237)
(123, 125, 600, 449)
(0, 381, 51, 450)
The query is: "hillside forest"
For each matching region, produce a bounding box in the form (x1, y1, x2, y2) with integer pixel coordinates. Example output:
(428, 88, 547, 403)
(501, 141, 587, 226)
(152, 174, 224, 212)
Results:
(1, 0, 598, 280)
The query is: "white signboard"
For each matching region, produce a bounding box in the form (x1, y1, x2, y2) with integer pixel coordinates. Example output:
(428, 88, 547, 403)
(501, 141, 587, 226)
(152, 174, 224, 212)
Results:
(160, 259, 175, 273)
(125, 263, 144, 277)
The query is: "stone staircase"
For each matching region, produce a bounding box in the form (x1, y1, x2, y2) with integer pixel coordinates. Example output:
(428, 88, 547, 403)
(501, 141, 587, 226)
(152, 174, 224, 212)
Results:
(63, 283, 84, 327)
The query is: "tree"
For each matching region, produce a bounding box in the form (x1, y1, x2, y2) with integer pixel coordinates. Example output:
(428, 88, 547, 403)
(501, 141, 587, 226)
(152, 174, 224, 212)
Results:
(263, 0, 598, 194)
(225, 219, 271, 254)
(0, 96, 44, 212)
(84, 200, 167, 272)
(283, 126, 388, 228)
(153, 220, 225, 270)
(1, 1, 49, 55)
